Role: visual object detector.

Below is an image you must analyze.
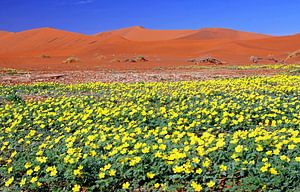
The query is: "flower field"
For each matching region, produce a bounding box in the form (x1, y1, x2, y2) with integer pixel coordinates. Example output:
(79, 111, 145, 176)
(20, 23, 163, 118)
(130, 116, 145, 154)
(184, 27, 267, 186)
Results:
(0, 75, 300, 191)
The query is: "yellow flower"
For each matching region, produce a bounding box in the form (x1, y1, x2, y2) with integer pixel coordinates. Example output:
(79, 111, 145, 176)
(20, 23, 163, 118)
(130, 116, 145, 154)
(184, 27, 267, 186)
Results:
(51, 168, 58, 176)
(154, 183, 160, 188)
(220, 118, 227, 125)
(207, 180, 215, 188)
(269, 168, 278, 175)
(295, 157, 300, 162)
(11, 151, 17, 158)
(231, 153, 238, 159)
(129, 156, 141, 166)
(235, 145, 243, 153)
(99, 172, 105, 179)
(8, 167, 13, 173)
(191, 181, 203, 191)
(34, 166, 41, 172)
(196, 168, 202, 174)
(192, 157, 200, 164)
(25, 162, 32, 169)
(280, 155, 290, 162)
(142, 147, 150, 153)
(159, 144, 167, 150)
(273, 149, 280, 155)
(288, 144, 296, 150)
(30, 176, 38, 183)
(249, 160, 255, 164)
(5, 177, 14, 187)
(74, 165, 83, 177)
(173, 165, 184, 173)
(219, 165, 227, 171)
(260, 166, 268, 172)
(266, 151, 272, 155)
(103, 164, 111, 171)
(27, 169, 33, 176)
(109, 169, 116, 176)
(216, 139, 226, 148)
(90, 150, 97, 156)
(242, 160, 248, 165)
(20, 178, 26, 187)
(46, 166, 58, 176)
(202, 160, 210, 167)
(74, 169, 82, 177)
(271, 120, 276, 126)
(122, 182, 130, 189)
(256, 145, 263, 152)
(36, 156, 47, 163)
(36, 150, 43, 156)
(147, 172, 155, 179)
(72, 184, 81, 192)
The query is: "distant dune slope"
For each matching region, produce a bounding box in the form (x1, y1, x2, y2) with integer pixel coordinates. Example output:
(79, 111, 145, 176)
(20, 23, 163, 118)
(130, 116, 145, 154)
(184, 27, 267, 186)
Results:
(0, 31, 13, 39)
(95, 26, 195, 41)
(234, 34, 300, 51)
(176, 28, 271, 40)
(0, 28, 97, 56)
(95, 26, 271, 41)
(0, 31, 11, 35)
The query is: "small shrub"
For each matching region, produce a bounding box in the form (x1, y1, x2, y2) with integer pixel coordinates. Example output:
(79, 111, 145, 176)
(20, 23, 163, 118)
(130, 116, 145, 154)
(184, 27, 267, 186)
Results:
(188, 56, 225, 64)
(5, 93, 25, 104)
(249, 56, 263, 63)
(63, 56, 79, 64)
(124, 55, 148, 63)
(40, 54, 51, 59)
(284, 49, 300, 63)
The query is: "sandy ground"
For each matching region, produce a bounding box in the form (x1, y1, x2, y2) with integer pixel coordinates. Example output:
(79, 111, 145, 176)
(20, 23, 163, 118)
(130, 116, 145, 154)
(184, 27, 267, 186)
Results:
(0, 68, 280, 85)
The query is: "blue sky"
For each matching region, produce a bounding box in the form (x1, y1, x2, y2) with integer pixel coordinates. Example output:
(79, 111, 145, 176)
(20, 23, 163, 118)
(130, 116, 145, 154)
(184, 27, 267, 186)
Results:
(0, 0, 299, 35)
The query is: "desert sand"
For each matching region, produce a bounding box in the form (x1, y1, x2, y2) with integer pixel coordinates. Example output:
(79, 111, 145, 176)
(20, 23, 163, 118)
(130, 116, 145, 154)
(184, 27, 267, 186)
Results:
(0, 26, 300, 71)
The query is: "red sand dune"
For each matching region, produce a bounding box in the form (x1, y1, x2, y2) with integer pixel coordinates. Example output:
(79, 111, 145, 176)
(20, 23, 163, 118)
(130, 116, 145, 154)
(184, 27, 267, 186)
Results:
(176, 28, 271, 40)
(0, 26, 299, 71)
(0, 28, 96, 56)
(0, 31, 13, 39)
(96, 26, 195, 41)
(95, 26, 270, 41)
(0, 31, 10, 35)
